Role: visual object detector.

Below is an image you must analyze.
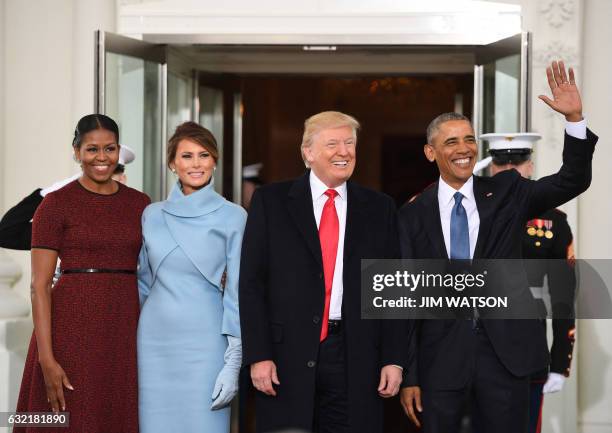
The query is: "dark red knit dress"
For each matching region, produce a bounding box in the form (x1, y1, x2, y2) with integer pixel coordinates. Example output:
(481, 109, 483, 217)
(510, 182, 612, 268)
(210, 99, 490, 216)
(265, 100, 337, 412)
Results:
(15, 180, 150, 433)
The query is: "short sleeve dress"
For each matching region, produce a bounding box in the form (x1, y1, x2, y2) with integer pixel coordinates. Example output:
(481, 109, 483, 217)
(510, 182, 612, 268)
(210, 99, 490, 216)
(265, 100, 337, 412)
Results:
(15, 180, 150, 433)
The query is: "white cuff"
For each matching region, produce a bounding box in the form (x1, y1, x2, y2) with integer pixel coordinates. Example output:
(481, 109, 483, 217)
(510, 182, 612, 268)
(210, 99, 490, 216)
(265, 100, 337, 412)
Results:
(565, 117, 587, 140)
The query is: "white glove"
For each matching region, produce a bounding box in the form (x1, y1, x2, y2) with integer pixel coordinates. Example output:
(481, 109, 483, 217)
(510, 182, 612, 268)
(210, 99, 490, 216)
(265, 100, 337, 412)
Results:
(543, 372, 566, 394)
(40, 173, 81, 197)
(210, 335, 242, 410)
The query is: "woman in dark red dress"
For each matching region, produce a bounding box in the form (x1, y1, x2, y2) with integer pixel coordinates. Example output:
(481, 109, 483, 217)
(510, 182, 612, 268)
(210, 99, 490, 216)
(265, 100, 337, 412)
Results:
(14, 114, 150, 433)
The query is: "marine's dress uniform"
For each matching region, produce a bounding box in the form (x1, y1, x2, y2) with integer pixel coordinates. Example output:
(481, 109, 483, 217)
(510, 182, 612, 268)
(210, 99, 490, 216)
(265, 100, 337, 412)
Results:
(523, 208, 576, 433)
(137, 181, 246, 433)
(0, 188, 43, 250)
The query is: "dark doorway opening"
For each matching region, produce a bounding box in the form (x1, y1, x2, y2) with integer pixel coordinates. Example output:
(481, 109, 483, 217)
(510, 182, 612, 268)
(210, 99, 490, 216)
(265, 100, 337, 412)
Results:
(239, 74, 473, 205)
(204, 73, 473, 205)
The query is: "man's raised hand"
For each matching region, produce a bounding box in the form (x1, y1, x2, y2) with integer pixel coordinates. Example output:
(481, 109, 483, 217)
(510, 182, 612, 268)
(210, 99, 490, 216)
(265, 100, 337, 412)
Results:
(539, 60, 583, 122)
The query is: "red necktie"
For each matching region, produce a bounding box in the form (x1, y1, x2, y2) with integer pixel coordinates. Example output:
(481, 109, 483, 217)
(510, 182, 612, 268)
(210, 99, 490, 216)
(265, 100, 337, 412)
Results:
(319, 189, 339, 341)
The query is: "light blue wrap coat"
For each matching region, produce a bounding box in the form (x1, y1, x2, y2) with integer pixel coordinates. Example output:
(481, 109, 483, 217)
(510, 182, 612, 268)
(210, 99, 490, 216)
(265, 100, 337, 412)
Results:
(137, 181, 247, 433)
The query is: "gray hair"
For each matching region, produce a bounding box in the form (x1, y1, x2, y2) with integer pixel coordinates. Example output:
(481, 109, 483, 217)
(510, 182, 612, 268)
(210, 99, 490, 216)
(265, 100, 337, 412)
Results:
(426, 112, 471, 144)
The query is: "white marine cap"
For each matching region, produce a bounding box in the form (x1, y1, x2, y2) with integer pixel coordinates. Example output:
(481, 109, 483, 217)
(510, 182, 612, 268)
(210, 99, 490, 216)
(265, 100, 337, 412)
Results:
(480, 132, 542, 152)
(243, 163, 263, 180)
(473, 132, 542, 175)
(119, 145, 136, 165)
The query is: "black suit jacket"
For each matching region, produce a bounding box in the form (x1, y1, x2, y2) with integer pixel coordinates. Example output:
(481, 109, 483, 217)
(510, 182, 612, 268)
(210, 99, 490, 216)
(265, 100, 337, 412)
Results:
(398, 130, 597, 390)
(240, 172, 410, 433)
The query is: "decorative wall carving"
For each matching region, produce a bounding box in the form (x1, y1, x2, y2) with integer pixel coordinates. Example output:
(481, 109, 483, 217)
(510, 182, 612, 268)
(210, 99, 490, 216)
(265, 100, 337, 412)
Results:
(539, 0, 576, 28)
(533, 41, 579, 67)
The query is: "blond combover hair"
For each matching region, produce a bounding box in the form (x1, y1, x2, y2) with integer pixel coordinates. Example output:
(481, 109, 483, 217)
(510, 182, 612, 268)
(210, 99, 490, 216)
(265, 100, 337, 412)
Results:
(300, 111, 361, 168)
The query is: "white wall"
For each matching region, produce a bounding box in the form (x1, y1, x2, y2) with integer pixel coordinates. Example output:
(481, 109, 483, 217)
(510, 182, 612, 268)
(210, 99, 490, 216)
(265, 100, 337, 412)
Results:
(577, 1, 612, 431)
(2, 0, 116, 301)
(72, 0, 117, 124)
(0, 0, 5, 213)
(3, 0, 73, 300)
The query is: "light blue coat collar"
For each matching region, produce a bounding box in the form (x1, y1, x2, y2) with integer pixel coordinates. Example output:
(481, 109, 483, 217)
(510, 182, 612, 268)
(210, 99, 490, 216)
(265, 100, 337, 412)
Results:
(162, 180, 225, 217)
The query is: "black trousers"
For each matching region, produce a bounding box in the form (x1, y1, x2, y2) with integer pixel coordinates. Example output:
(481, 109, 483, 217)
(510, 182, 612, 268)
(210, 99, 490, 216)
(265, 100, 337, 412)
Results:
(313, 328, 350, 433)
(422, 327, 530, 433)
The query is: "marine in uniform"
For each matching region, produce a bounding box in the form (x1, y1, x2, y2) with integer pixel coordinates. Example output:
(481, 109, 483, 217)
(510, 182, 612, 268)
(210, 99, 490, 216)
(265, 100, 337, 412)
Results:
(478, 132, 576, 433)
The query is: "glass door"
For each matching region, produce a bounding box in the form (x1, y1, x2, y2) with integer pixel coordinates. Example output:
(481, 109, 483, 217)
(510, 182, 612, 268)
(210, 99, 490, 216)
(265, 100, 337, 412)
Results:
(95, 31, 167, 202)
(473, 32, 531, 138)
(196, 73, 243, 203)
(165, 48, 198, 196)
(198, 85, 225, 194)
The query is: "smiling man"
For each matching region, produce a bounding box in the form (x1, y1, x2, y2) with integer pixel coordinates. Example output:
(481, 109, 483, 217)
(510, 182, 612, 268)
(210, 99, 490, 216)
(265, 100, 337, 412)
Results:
(240, 111, 409, 433)
(398, 61, 597, 433)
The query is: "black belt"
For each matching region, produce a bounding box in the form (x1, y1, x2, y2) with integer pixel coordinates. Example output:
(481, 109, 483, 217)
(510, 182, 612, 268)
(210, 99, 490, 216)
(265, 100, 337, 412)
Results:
(62, 268, 136, 275)
(327, 319, 343, 335)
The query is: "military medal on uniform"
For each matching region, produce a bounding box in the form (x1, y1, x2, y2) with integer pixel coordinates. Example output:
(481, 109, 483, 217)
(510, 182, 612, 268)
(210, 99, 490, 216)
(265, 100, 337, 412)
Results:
(535, 219, 545, 237)
(544, 219, 554, 239)
(527, 219, 537, 236)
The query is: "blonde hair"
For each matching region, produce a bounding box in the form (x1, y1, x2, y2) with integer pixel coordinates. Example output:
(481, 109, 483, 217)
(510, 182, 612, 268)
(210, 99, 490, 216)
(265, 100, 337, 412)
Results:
(300, 111, 360, 168)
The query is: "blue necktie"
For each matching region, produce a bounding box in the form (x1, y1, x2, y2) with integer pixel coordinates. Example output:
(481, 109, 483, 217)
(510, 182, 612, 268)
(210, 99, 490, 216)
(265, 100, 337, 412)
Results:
(450, 192, 470, 260)
(450, 192, 479, 328)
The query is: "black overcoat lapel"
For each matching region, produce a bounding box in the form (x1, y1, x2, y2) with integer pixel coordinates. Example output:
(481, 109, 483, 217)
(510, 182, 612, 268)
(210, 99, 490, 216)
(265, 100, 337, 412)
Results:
(287, 173, 322, 267)
(343, 181, 369, 263)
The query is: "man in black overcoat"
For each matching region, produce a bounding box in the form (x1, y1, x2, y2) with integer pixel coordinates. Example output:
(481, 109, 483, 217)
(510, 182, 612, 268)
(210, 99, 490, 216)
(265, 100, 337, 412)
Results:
(240, 111, 410, 433)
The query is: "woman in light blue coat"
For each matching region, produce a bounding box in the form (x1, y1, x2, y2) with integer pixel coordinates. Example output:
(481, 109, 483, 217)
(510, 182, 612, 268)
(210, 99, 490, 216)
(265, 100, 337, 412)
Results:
(137, 122, 247, 433)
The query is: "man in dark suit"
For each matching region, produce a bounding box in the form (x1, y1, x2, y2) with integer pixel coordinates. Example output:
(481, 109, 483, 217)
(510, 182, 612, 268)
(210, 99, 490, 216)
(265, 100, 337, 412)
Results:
(240, 111, 409, 433)
(398, 61, 597, 433)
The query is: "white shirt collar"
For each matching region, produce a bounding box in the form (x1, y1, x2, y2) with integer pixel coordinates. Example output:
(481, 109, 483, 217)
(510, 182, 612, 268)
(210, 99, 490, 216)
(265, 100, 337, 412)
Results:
(438, 175, 475, 207)
(309, 170, 347, 202)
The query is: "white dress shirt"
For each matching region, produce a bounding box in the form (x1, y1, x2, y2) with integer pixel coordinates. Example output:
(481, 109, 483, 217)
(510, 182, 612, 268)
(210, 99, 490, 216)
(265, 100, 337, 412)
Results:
(565, 117, 587, 139)
(438, 176, 480, 259)
(310, 171, 347, 320)
(437, 119, 588, 259)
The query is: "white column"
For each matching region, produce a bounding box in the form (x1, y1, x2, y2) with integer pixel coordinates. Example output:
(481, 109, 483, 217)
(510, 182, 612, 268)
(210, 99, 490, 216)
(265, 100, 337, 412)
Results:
(577, 0, 612, 432)
(0, 251, 31, 415)
(0, 0, 32, 417)
(0, 0, 4, 212)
